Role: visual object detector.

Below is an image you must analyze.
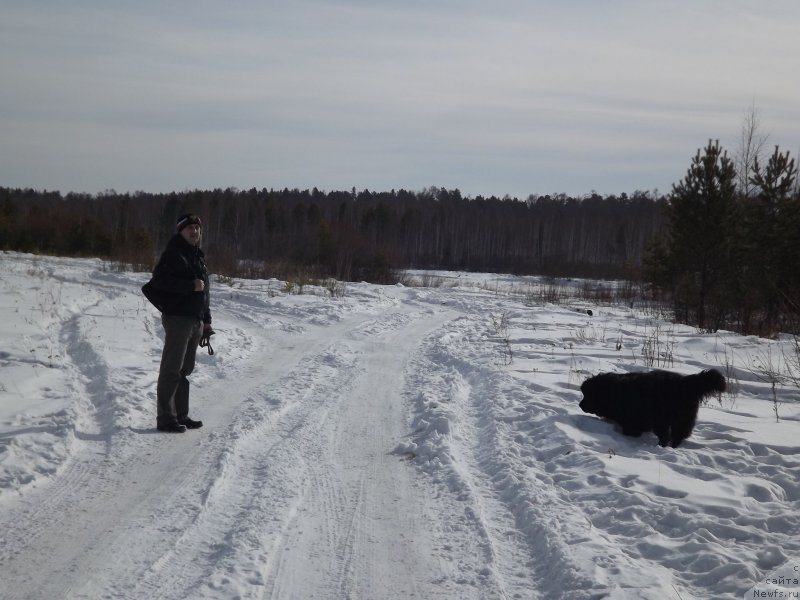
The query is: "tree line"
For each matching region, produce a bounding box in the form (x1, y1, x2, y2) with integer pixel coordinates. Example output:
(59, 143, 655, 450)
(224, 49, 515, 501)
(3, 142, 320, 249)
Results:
(645, 140, 800, 336)
(2, 128, 798, 337)
(0, 186, 665, 282)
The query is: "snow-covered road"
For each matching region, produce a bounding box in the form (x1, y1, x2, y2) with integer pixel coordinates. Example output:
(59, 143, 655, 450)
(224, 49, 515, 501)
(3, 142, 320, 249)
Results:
(0, 268, 466, 599)
(1, 254, 799, 599)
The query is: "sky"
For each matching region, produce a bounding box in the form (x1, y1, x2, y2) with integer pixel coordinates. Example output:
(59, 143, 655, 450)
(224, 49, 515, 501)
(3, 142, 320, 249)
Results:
(2, 1, 799, 199)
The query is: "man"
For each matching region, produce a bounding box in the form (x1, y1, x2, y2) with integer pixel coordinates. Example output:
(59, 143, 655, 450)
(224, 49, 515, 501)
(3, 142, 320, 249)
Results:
(144, 213, 212, 433)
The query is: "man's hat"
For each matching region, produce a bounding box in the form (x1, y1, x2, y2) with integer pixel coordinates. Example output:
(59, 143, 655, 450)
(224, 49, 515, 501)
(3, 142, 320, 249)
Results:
(176, 213, 202, 233)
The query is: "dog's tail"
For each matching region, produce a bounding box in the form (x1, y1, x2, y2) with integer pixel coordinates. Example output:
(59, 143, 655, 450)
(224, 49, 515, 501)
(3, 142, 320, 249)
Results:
(687, 368, 727, 396)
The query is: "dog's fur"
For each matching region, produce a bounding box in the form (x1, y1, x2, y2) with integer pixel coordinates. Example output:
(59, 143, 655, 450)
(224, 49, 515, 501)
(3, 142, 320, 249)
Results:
(579, 369, 726, 447)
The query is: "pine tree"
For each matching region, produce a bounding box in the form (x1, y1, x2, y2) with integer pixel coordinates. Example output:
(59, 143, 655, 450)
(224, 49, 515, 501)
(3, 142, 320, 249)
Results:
(663, 140, 738, 331)
(746, 145, 799, 332)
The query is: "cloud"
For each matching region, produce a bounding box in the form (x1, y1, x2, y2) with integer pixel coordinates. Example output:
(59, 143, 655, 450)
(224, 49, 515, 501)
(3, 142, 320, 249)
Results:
(1, 1, 799, 197)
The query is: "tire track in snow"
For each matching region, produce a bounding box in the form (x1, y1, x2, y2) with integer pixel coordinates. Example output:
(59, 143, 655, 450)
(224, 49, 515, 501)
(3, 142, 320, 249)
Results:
(0, 459, 93, 572)
(129, 307, 443, 600)
(0, 285, 365, 599)
(0, 285, 129, 583)
(132, 344, 363, 600)
(96, 306, 422, 600)
(260, 309, 468, 600)
(0, 277, 116, 498)
(3, 273, 563, 600)
(402, 315, 615, 599)
(404, 343, 534, 599)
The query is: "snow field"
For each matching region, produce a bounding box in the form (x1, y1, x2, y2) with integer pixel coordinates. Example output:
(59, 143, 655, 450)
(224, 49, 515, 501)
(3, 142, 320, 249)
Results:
(1, 252, 799, 599)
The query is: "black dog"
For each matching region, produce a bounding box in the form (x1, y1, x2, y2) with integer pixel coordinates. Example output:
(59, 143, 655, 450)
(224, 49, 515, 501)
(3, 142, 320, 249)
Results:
(579, 369, 726, 448)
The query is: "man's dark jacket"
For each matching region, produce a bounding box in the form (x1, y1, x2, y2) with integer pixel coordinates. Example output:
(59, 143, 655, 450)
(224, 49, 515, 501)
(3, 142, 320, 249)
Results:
(143, 234, 211, 324)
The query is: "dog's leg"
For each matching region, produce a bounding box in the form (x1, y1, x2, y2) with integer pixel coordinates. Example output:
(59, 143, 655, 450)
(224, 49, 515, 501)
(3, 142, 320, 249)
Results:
(669, 407, 699, 448)
(653, 423, 671, 447)
(669, 429, 691, 448)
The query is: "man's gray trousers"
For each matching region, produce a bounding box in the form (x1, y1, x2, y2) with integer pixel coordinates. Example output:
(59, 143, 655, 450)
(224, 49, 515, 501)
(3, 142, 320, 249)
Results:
(157, 315, 202, 427)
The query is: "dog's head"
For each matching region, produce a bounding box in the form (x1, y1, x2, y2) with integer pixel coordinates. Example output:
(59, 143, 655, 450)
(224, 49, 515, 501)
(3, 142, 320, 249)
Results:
(579, 373, 616, 416)
(578, 397, 596, 414)
(579, 376, 602, 414)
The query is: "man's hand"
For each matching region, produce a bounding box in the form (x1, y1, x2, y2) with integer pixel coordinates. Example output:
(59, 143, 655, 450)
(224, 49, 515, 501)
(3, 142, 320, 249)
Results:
(194, 279, 205, 292)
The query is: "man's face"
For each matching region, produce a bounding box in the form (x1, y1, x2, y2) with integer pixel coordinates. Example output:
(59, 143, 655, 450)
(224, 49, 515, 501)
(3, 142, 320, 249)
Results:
(180, 223, 202, 246)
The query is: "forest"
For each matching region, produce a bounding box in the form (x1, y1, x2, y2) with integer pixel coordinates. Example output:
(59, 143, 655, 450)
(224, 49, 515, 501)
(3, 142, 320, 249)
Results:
(0, 185, 664, 281)
(1, 139, 799, 337)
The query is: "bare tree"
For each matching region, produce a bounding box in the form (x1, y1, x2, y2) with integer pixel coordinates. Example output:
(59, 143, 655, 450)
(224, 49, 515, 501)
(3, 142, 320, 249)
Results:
(734, 101, 769, 198)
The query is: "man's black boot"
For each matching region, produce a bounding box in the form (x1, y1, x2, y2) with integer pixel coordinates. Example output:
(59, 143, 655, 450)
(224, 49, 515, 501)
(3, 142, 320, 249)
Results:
(157, 422, 187, 433)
